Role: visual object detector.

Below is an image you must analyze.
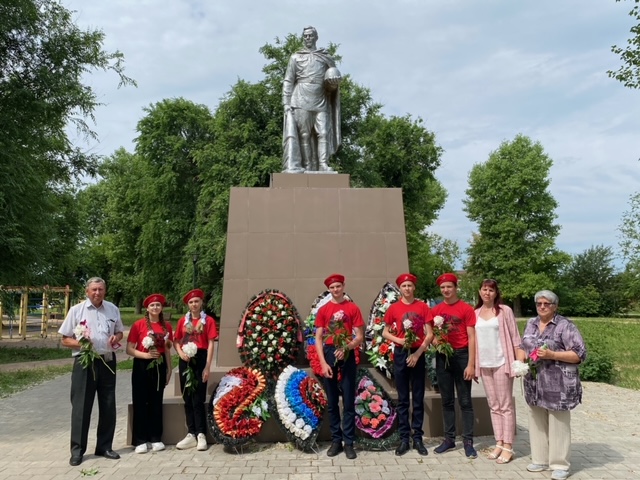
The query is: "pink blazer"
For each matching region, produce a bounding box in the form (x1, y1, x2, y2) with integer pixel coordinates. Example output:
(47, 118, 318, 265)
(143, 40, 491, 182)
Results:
(474, 304, 522, 378)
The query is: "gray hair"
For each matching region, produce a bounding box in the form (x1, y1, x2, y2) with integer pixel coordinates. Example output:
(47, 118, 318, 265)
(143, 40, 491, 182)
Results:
(85, 277, 107, 289)
(534, 290, 559, 306)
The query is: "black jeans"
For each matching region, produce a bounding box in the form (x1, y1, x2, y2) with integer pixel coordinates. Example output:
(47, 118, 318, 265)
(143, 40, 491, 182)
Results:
(436, 348, 474, 442)
(179, 349, 208, 435)
(394, 347, 426, 442)
(131, 357, 167, 445)
(322, 345, 357, 445)
(70, 353, 117, 456)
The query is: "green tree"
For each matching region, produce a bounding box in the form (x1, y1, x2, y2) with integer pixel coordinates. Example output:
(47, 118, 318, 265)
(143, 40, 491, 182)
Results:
(0, 0, 134, 284)
(463, 134, 569, 316)
(619, 190, 640, 309)
(619, 258, 640, 308)
(134, 98, 215, 304)
(556, 245, 627, 316)
(75, 149, 147, 306)
(619, 190, 640, 259)
(608, 0, 640, 89)
(410, 233, 460, 301)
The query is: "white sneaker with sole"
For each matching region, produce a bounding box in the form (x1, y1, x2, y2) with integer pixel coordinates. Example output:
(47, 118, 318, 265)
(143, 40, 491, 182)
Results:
(196, 433, 208, 451)
(551, 470, 570, 480)
(527, 464, 549, 472)
(176, 433, 197, 450)
(151, 442, 165, 452)
(134, 443, 148, 454)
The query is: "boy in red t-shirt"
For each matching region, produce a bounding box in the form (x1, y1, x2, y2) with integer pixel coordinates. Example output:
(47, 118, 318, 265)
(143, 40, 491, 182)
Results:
(431, 273, 477, 459)
(315, 274, 364, 460)
(382, 273, 433, 456)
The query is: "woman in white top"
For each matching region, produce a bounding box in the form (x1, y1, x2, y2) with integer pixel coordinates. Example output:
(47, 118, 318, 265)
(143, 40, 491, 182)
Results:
(474, 279, 524, 464)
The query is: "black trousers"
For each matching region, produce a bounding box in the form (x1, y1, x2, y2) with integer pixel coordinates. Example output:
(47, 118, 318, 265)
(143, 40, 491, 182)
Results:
(436, 348, 474, 441)
(131, 357, 167, 446)
(178, 349, 208, 435)
(70, 354, 117, 456)
(322, 345, 357, 445)
(394, 346, 426, 442)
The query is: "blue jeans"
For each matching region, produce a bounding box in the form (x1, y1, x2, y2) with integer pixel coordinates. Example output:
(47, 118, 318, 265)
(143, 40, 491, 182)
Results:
(436, 348, 474, 442)
(322, 345, 356, 444)
(394, 347, 426, 442)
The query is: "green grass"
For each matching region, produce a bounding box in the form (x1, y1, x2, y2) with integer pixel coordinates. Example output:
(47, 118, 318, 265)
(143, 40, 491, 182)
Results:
(118, 307, 181, 327)
(517, 317, 640, 390)
(0, 365, 72, 398)
(0, 346, 70, 364)
(0, 352, 181, 397)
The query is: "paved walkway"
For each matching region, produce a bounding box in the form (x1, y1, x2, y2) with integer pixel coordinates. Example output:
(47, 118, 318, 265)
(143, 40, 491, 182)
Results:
(0, 365, 638, 480)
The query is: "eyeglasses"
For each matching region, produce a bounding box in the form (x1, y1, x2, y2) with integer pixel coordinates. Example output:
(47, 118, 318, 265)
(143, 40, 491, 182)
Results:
(535, 302, 554, 308)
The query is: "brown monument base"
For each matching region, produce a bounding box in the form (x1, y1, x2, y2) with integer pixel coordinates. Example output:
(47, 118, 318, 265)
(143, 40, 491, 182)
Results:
(126, 173, 496, 445)
(127, 367, 495, 445)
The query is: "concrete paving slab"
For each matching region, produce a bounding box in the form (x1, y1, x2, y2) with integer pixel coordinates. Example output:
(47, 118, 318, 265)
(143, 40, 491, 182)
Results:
(0, 368, 638, 479)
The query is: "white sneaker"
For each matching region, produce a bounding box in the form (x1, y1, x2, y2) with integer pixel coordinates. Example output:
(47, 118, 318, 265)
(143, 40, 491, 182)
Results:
(134, 443, 148, 454)
(176, 433, 197, 450)
(151, 442, 165, 452)
(196, 433, 208, 451)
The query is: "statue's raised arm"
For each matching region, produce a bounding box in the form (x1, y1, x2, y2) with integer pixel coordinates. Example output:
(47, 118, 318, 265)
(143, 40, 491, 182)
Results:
(282, 26, 342, 173)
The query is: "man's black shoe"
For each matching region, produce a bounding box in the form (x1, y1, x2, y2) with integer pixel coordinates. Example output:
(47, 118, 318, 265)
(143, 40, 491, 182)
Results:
(327, 442, 343, 457)
(95, 450, 120, 460)
(344, 444, 357, 459)
(69, 456, 83, 466)
(395, 442, 411, 456)
(413, 439, 428, 456)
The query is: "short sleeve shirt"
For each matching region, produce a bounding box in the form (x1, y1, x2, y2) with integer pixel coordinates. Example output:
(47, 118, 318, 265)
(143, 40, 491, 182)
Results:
(315, 300, 364, 346)
(384, 300, 433, 348)
(58, 299, 124, 356)
(520, 314, 587, 410)
(174, 314, 219, 350)
(430, 300, 476, 349)
(127, 318, 174, 354)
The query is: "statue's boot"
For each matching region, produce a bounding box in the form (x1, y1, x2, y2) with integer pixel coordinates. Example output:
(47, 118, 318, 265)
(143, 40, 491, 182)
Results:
(318, 140, 335, 172)
(300, 139, 315, 172)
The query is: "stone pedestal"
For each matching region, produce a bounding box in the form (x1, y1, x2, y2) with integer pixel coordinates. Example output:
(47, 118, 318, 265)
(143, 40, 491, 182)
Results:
(129, 174, 494, 444)
(216, 173, 409, 367)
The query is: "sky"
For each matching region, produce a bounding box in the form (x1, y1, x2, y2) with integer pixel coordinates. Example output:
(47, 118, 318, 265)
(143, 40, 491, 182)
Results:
(63, 0, 640, 268)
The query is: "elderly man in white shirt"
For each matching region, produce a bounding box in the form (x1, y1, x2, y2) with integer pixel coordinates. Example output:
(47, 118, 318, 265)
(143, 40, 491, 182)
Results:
(59, 277, 124, 466)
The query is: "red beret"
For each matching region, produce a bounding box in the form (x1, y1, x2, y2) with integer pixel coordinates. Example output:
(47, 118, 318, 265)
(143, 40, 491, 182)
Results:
(436, 273, 458, 286)
(143, 293, 166, 308)
(396, 273, 417, 286)
(324, 274, 345, 288)
(182, 288, 205, 304)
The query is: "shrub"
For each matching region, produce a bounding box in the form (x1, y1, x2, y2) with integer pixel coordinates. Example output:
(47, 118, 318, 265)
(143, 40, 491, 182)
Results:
(580, 346, 614, 384)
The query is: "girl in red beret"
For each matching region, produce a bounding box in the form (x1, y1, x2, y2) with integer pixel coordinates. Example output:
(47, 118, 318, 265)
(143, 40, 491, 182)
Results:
(126, 293, 174, 454)
(173, 289, 218, 451)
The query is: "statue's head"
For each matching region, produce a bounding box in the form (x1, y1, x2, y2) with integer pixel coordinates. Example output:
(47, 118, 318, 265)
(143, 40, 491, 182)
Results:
(302, 26, 318, 48)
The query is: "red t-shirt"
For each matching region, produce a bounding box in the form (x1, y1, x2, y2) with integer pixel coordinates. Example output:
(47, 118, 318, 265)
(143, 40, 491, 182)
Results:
(174, 314, 219, 350)
(127, 318, 174, 354)
(315, 300, 364, 346)
(430, 300, 476, 349)
(384, 299, 433, 348)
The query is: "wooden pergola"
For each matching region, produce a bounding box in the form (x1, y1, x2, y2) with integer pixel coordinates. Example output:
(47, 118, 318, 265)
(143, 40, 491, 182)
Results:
(0, 286, 73, 340)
